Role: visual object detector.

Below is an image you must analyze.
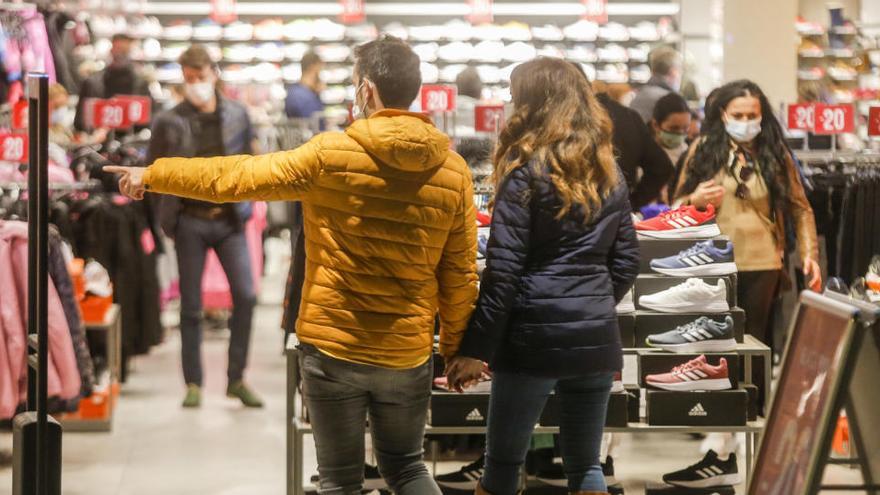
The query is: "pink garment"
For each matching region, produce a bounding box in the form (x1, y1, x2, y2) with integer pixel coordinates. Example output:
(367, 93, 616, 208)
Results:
(0, 221, 80, 419)
(201, 202, 267, 310)
(2, 8, 56, 83)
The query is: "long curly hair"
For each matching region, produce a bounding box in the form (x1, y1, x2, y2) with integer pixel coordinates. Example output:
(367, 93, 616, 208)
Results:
(494, 57, 618, 222)
(677, 79, 792, 215)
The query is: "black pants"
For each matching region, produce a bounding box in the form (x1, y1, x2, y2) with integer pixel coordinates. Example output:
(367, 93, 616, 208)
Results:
(737, 270, 782, 414)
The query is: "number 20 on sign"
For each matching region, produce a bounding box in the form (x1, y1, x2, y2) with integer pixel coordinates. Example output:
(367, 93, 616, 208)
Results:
(0, 133, 28, 163)
(813, 104, 855, 135)
(420, 85, 457, 114)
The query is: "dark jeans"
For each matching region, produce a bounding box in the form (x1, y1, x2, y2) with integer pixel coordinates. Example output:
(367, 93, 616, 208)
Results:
(737, 269, 782, 413)
(482, 371, 614, 494)
(175, 214, 256, 386)
(299, 344, 440, 495)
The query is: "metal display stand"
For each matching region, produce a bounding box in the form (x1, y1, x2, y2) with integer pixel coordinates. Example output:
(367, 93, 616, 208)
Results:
(285, 334, 770, 495)
(58, 305, 122, 432)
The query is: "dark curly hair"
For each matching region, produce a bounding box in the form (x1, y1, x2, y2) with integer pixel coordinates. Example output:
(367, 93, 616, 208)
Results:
(678, 79, 791, 217)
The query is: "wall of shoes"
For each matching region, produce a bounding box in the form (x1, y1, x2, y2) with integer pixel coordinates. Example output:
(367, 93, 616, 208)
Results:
(77, 0, 682, 123)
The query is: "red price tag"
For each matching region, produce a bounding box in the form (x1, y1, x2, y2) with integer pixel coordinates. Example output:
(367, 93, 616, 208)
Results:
(12, 100, 28, 129)
(210, 0, 237, 24)
(115, 95, 152, 126)
(86, 98, 132, 130)
(420, 85, 457, 114)
(0, 133, 28, 163)
(339, 0, 365, 24)
(474, 104, 504, 133)
(582, 0, 608, 23)
(813, 104, 855, 135)
(868, 107, 880, 137)
(467, 0, 494, 24)
(786, 103, 815, 131)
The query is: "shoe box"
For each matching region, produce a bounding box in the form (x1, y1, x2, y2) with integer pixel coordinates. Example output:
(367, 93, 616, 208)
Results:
(637, 352, 740, 389)
(634, 274, 738, 310)
(742, 383, 759, 421)
(429, 392, 490, 426)
(634, 308, 745, 348)
(637, 236, 732, 274)
(626, 385, 641, 421)
(646, 389, 748, 426)
(539, 390, 629, 427)
(645, 482, 736, 494)
(618, 313, 636, 347)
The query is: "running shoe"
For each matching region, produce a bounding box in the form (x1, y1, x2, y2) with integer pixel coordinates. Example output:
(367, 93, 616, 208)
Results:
(645, 355, 732, 392)
(650, 241, 736, 277)
(635, 204, 721, 239)
(639, 278, 729, 313)
(436, 455, 484, 490)
(611, 372, 625, 393)
(662, 450, 742, 488)
(646, 316, 736, 353)
(615, 290, 635, 314)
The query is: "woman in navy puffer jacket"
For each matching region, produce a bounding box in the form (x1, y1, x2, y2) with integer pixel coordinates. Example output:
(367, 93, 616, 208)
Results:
(446, 58, 640, 495)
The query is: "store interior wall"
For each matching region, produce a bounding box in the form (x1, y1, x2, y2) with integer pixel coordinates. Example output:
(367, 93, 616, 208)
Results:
(722, 0, 798, 106)
(680, 0, 723, 102)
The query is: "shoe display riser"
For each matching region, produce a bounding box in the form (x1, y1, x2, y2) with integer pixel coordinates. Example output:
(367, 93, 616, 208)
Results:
(625, 385, 641, 421)
(539, 390, 629, 428)
(742, 384, 758, 422)
(619, 313, 636, 347)
(635, 274, 737, 310)
(646, 389, 748, 427)
(644, 481, 736, 494)
(633, 309, 746, 348)
(637, 236, 732, 275)
(637, 353, 741, 390)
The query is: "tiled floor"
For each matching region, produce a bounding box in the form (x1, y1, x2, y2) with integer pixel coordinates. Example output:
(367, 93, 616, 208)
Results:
(0, 263, 866, 494)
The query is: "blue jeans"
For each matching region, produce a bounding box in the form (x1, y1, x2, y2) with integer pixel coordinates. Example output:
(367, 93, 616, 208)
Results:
(482, 371, 614, 495)
(175, 214, 256, 386)
(299, 345, 441, 495)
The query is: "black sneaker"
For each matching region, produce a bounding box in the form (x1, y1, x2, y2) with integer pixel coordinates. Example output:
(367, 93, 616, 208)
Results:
(646, 316, 736, 353)
(536, 459, 623, 494)
(309, 463, 387, 492)
(662, 450, 742, 488)
(436, 455, 484, 490)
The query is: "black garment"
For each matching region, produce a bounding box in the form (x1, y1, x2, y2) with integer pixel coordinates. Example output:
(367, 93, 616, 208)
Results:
(45, 10, 81, 92)
(182, 107, 231, 211)
(281, 202, 306, 336)
(459, 164, 640, 377)
(597, 94, 674, 209)
(738, 269, 782, 414)
(73, 64, 152, 132)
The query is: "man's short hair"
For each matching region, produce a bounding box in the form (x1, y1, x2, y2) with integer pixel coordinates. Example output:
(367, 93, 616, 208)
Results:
(301, 51, 323, 74)
(456, 67, 483, 99)
(179, 44, 216, 70)
(353, 35, 421, 109)
(649, 46, 682, 77)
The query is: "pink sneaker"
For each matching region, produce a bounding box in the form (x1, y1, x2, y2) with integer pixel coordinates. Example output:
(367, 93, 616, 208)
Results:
(645, 355, 732, 392)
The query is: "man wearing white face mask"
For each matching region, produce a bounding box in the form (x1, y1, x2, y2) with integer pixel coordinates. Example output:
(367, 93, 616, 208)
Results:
(147, 44, 263, 409)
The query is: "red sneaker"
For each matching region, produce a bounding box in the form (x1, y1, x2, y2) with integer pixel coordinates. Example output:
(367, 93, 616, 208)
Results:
(645, 355, 732, 391)
(635, 204, 721, 239)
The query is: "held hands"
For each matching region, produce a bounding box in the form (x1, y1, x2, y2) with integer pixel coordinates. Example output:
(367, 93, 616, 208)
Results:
(444, 356, 486, 393)
(803, 257, 823, 292)
(690, 180, 725, 209)
(104, 166, 146, 200)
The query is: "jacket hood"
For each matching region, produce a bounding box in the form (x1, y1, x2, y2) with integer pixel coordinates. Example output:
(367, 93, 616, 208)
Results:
(345, 109, 450, 172)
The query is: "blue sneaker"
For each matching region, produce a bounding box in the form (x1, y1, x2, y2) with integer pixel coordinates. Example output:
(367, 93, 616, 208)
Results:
(650, 241, 736, 277)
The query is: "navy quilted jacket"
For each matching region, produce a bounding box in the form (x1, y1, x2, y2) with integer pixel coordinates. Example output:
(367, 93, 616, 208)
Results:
(458, 162, 639, 377)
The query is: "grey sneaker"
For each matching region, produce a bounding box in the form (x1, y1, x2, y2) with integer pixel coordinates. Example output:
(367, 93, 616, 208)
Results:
(646, 316, 736, 353)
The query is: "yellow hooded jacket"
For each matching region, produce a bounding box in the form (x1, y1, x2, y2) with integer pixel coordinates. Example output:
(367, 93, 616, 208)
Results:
(143, 109, 479, 369)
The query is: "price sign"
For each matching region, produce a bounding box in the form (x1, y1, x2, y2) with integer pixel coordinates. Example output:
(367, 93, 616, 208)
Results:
(786, 103, 815, 131)
(85, 98, 131, 130)
(0, 133, 28, 163)
(813, 104, 855, 135)
(475, 104, 505, 133)
(467, 0, 493, 24)
(582, 0, 608, 24)
(115, 95, 152, 126)
(12, 100, 28, 129)
(420, 85, 457, 114)
(339, 0, 365, 24)
(868, 107, 880, 137)
(210, 0, 237, 24)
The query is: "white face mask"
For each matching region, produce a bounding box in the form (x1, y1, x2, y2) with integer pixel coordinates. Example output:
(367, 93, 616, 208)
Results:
(50, 107, 69, 126)
(185, 81, 215, 106)
(725, 117, 762, 143)
(352, 80, 368, 120)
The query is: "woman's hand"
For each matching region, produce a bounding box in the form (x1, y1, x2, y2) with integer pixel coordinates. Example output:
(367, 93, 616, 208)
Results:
(444, 356, 485, 393)
(104, 165, 146, 200)
(803, 257, 822, 292)
(690, 180, 725, 209)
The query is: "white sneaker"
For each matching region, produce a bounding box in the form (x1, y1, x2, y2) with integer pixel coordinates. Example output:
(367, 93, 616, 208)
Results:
(502, 41, 537, 62)
(420, 63, 440, 84)
(474, 41, 505, 63)
(413, 43, 439, 62)
(616, 291, 635, 314)
(639, 278, 730, 314)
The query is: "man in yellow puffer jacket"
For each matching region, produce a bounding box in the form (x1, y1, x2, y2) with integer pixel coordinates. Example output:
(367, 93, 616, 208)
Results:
(107, 36, 477, 494)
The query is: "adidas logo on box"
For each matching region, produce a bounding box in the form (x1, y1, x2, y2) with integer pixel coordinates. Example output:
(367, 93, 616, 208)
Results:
(466, 408, 484, 422)
(689, 403, 708, 417)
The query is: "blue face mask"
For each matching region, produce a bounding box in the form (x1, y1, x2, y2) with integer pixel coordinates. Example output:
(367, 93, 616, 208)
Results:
(725, 117, 762, 143)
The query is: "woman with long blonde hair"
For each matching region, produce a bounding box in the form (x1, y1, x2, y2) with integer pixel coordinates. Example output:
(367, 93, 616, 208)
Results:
(445, 58, 640, 495)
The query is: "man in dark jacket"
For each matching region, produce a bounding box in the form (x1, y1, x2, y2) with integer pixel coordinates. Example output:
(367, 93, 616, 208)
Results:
(148, 44, 261, 409)
(630, 46, 683, 123)
(597, 93, 674, 209)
